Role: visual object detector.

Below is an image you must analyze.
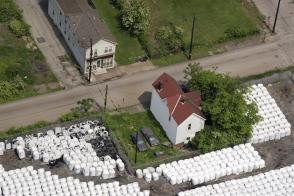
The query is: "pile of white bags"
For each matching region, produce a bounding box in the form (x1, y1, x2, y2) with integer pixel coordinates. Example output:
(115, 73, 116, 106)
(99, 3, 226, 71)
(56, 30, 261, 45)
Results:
(0, 165, 149, 196)
(245, 84, 291, 143)
(0, 142, 5, 156)
(1, 120, 125, 178)
(138, 143, 265, 185)
(178, 164, 294, 196)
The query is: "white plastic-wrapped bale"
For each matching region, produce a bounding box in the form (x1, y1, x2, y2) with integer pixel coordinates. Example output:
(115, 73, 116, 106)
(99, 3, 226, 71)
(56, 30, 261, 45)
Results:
(245, 84, 292, 144)
(140, 143, 264, 185)
(0, 165, 149, 196)
(178, 164, 294, 196)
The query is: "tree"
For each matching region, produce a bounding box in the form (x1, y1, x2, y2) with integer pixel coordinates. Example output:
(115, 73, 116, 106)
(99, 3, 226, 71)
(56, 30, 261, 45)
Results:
(185, 63, 260, 153)
(121, 0, 150, 36)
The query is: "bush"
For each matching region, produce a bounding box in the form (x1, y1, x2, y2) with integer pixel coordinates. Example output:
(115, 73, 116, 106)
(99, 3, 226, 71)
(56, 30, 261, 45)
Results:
(218, 26, 260, 43)
(8, 19, 30, 37)
(155, 25, 184, 54)
(110, 0, 125, 9)
(121, 0, 150, 36)
(0, 0, 22, 22)
(59, 110, 83, 122)
(0, 81, 19, 102)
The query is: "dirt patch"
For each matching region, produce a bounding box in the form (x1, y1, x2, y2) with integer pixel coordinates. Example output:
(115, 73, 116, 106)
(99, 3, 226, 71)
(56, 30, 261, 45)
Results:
(33, 84, 47, 94)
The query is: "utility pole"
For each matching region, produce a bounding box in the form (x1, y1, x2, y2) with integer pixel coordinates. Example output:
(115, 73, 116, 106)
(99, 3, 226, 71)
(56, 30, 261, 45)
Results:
(104, 84, 108, 112)
(272, 0, 281, 33)
(188, 15, 196, 60)
(135, 131, 139, 164)
(88, 38, 93, 83)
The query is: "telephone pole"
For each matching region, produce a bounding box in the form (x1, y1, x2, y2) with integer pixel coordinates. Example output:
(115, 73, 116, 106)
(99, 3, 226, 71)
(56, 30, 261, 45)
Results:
(88, 38, 93, 83)
(188, 15, 196, 60)
(104, 84, 108, 112)
(135, 131, 139, 163)
(272, 0, 281, 33)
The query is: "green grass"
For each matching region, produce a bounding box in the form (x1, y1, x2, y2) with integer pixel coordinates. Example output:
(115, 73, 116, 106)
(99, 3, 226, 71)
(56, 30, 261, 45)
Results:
(105, 111, 184, 166)
(94, 0, 145, 65)
(0, 23, 58, 103)
(94, 0, 262, 66)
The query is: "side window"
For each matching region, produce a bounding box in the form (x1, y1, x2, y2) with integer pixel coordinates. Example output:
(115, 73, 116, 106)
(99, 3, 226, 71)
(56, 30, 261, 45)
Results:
(109, 46, 112, 52)
(188, 124, 191, 130)
(104, 47, 108, 53)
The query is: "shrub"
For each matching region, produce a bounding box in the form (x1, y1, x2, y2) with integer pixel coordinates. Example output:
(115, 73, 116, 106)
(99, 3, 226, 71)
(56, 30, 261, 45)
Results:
(121, 0, 150, 36)
(8, 19, 30, 37)
(0, 81, 19, 102)
(0, 0, 22, 22)
(110, 0, 125, 9)
(155, 25, 184, 54)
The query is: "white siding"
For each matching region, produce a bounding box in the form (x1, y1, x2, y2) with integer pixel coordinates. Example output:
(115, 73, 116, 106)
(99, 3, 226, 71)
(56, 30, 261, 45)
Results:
(48, 0, 116, 75)
(84, 40, 116, 74)
(150, 89, 178, 144)
(176, 114, 205, 144)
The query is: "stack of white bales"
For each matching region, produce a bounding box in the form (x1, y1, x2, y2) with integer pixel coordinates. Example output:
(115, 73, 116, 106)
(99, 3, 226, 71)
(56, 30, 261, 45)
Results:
(4, 120, 125, 178)
(178, 164, 294, 196)
(245, 84, 291, 143)
(0, 165, 150, 196)
(0, 142, 5, 156)
(137, 143, 265, 185)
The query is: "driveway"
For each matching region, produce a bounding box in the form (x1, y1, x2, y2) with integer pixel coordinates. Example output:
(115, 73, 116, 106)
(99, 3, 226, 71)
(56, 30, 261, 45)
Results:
(15, 0, 83, 88)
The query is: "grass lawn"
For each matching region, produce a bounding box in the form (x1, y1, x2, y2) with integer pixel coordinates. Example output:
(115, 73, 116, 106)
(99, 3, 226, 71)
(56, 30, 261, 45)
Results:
(94, 0, 146, 65)
(105, 111, 189, 167)
(94, 0, 262, 66)
(0, 23, 58, 104)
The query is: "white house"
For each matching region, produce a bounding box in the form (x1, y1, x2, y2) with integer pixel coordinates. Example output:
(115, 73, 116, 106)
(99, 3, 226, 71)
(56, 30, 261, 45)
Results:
(150, 73, 206, 145)
(48, 0, 117, 76)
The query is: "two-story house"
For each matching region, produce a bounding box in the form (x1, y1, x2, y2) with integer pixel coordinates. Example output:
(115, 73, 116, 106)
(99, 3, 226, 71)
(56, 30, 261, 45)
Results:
(150, 73, 206, 145)
(48, 0, 117, 76)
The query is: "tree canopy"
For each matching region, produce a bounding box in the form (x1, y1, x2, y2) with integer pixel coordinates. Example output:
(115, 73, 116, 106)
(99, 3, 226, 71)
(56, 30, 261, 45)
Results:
(185, 63, 260, 153)
(121, 0, 150, 36)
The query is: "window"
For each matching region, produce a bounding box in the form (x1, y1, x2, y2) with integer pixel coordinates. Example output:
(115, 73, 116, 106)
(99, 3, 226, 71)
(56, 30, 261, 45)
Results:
(59, 22, 61, 26)
(68, 36, 70, 41)
(52, 10, 54, 15)
(94, 50, 97, 57)
(97, 59, 101, 67)
(60, 11, 62, 15)
(64, 30, 66, 34)
(104, 47, 108, 53)
(188, 124, 191, 130)
(109, 46, 112, 52)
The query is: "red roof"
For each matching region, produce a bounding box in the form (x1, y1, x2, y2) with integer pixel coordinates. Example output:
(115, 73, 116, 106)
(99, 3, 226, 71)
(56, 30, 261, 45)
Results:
(153, 73, 205, 124)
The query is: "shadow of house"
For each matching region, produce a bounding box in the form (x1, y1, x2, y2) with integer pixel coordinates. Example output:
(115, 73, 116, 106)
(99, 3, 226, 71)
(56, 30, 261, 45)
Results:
(138, 91, 152, 110)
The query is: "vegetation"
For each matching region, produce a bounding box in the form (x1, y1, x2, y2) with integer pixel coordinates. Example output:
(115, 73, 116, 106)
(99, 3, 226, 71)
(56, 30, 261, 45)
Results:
(95, 0, 145, 65)
(8, 19, 30, 37)
(95, 0, 261, 65)
(59, 98, 97, 122)
(120, 0, 150, 36)
(0, 0, 57, 104)
(0, 0, 22, 22)
(185, 63, 260, 153)
(0, 121, 49, 140)
(104, 111, 183, 166)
